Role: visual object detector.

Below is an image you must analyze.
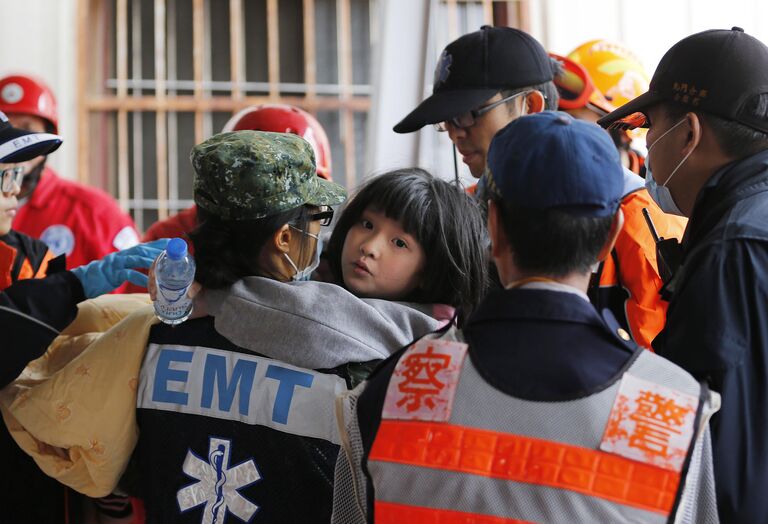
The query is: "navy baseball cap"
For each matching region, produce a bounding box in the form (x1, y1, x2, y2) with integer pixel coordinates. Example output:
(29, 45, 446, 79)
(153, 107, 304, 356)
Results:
(0, 110, 62, 163)
(394, 26, 554, 133)
(485, 111, 623, 217)
(599, 27, 768, 133)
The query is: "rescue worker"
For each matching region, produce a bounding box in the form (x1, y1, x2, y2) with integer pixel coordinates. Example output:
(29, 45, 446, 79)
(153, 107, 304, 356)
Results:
(598, 27, 768, 523)
(0, 109, 62, 290)
(0, 74, 140, 268)
(142, 103, 333, 245)
(393, 25, 561, 187)
(552, 48, 687, 348)
(333, 112, 720, 523)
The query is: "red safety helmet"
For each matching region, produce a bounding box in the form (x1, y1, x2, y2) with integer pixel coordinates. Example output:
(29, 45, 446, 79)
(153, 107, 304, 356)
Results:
(222, 104, 332, 180)
(0, 74, 58, 134)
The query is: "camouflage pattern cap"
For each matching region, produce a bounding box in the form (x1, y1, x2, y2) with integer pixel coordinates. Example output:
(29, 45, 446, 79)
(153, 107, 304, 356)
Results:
(191, 130, 347, 220)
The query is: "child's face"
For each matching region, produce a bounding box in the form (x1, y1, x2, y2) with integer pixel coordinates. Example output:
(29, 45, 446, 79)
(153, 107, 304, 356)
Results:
(341, 207, 425, 300)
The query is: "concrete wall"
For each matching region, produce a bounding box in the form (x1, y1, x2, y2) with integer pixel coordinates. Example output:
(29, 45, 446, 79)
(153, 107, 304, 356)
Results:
(0, 0, 77, 179)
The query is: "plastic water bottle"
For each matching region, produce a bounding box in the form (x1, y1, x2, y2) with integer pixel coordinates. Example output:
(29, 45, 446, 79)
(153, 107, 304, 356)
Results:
(154, 238, 196, 325)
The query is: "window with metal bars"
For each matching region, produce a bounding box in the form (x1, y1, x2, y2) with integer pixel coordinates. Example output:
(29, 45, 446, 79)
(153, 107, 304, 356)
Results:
(77, 0, 374, 231)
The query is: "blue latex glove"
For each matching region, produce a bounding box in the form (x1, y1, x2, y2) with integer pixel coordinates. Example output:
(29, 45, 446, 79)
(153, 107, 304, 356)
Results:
(71, 239, 170, 298)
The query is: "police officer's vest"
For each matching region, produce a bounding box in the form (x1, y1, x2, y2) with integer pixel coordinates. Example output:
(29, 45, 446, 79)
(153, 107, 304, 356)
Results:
(368, 327, 715, 523)
(134, 318, 361, 523)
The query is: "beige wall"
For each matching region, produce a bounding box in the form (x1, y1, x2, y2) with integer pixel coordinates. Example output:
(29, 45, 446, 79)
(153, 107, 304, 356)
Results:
(0, 0, 77, 179)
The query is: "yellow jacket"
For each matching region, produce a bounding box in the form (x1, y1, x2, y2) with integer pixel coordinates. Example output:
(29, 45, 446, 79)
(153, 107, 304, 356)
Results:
(0, 294, 157, 497)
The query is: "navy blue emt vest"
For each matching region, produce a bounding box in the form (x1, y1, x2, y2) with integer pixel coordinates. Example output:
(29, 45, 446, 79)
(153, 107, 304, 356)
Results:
(133, 317, 352, 523)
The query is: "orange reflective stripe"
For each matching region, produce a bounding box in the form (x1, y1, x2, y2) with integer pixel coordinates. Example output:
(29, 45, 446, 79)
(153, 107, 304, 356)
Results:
(370, 420, 679, 515)
(33, 249, 55, 279)
(375, 501, 534, 524)
(16, 257, 35, 281)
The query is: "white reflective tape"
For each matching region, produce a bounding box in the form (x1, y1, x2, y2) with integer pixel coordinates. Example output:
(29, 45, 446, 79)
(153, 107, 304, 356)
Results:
(0, 133, 61, 163)
(112, 226, 139, 251)
(138, 344, 347, 444)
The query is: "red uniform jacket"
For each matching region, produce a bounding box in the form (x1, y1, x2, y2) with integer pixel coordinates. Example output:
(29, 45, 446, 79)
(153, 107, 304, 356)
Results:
(13, 167, 139, 269)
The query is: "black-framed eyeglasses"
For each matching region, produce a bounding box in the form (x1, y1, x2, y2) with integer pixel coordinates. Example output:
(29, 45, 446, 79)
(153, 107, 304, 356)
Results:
(1, 166, 24, 193)
(433, 90, 533, 132)
(310, 206, 334, 226)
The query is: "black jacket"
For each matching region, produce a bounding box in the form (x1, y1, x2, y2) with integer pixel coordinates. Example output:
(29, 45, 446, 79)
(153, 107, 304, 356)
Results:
(0, 265, 89, 523)
(653, 149, 768, 523)
(132, 317, 366, 523)
(0, 269, 82, 387)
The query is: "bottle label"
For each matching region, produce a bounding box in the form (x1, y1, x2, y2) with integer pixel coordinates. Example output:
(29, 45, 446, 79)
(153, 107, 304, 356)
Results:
(155, 284, 193, 320)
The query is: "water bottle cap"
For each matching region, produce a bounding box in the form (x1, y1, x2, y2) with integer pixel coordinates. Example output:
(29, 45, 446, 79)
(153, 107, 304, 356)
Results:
(166, 238, 188, 260)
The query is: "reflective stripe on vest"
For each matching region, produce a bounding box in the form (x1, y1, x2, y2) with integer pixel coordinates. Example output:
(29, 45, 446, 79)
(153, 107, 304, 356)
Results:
(368, 328, 702, 524)
(375, 501, 534, 524)
(138, 343, 348, 443)
(371, 420, 679, 514)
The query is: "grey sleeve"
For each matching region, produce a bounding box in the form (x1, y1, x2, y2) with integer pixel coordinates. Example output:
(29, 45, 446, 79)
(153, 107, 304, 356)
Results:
(207, 277, 440, 369)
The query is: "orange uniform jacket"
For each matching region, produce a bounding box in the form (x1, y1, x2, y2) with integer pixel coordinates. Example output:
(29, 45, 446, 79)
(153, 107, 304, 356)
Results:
(592, 185, 687, 349)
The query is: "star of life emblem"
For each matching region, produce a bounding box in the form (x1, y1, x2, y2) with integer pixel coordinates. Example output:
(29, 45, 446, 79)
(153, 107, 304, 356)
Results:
(177, 437, 261, 524)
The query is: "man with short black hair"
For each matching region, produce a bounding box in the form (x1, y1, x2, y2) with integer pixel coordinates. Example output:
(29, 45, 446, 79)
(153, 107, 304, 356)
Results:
(393, 25, 561, 180)
(333, 112, 719, 524)
(600, 27, 768, 523)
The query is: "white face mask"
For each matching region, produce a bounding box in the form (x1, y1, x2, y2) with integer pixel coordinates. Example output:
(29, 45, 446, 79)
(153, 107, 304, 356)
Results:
(284, 228, 322, 281)
(645, 118, 695, 217)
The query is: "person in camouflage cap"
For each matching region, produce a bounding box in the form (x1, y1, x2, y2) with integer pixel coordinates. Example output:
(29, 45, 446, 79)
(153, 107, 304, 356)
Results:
(191, 130, 346, 220)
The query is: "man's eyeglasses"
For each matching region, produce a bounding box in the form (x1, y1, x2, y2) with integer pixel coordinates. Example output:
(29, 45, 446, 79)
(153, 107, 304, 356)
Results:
(434, 90, 532, 132)
(1, 166, 24, 193)
(310, 206, 334, 226)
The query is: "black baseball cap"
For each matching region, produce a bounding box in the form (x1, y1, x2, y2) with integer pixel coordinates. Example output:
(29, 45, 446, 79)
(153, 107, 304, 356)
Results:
(598, 27, 768, 133)
(0, 110, 62, 163)
(393, 26, 554, 134)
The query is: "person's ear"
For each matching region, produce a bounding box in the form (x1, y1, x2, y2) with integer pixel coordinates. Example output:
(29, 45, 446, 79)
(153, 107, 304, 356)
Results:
(682, 112, 703, 156)
(597, 209, 624, 262)
(487, 200, 508, 258)
(525, 90, 546, 114)
(272, 224, 293, 254)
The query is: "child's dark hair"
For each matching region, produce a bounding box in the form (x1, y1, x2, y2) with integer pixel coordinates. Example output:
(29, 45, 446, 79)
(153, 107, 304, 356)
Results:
(327, 168, 489, 314)
(189, 205, 313, 289)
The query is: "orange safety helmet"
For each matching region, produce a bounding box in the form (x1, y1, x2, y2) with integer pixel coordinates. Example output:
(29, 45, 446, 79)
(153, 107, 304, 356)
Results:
(567, 40, 650, 111)
(0, 74, 58, 134)
(222, 104, 332, 180)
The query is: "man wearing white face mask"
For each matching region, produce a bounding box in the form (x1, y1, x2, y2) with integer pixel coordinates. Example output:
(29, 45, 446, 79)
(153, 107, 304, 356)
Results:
(600, 27, 768, 523)
(644, 118, 697, 216)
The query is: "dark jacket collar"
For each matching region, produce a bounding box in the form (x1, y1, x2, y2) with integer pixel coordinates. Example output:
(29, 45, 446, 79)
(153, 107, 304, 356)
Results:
(685, 149, 768, 250)
(468, 287, 613, 332)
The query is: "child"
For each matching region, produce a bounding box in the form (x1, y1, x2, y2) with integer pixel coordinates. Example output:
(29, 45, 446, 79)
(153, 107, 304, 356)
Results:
(328, 167, 488, 315)
(205, 167, 490, 369)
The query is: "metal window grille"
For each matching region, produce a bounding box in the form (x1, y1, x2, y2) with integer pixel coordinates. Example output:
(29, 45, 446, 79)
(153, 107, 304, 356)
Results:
(77, 0, 374, 231)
